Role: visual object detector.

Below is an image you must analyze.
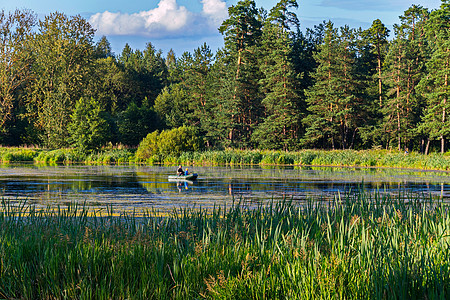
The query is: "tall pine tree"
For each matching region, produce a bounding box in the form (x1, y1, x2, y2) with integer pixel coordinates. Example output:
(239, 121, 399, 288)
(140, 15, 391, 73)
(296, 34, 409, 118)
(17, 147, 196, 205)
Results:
(303, 22, 363, 149)
(253, 0, 302, 150)
(382, 5, 429, 151)
(417, 0, 450, 153)
(218, 0, 263, 148)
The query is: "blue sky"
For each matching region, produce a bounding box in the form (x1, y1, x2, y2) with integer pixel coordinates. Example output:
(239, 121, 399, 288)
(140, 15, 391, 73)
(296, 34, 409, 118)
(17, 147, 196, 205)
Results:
(1, 0, 442, 56)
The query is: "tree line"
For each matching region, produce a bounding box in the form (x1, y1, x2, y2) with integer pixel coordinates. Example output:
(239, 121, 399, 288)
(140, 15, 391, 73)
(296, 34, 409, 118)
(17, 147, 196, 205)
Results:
(0, 0, 449, 154)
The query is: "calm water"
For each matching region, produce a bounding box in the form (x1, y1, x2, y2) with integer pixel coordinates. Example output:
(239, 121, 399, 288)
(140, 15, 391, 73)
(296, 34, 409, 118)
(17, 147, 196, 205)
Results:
(0, 164, 449, 213)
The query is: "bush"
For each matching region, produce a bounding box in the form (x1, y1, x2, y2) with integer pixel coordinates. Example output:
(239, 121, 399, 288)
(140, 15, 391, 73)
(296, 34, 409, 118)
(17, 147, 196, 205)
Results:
(135, 126, 203, 162)
(135, 131, 160, 161)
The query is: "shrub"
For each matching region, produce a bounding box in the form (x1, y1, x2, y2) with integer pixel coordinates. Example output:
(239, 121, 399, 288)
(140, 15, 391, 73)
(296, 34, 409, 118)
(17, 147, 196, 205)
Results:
(135, 126, 203, 162)
(135, 131, 160, 161)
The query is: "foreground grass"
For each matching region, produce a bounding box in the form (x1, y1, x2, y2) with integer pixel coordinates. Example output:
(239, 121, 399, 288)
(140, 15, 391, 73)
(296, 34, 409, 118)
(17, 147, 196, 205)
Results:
(0, 191, 449, 299)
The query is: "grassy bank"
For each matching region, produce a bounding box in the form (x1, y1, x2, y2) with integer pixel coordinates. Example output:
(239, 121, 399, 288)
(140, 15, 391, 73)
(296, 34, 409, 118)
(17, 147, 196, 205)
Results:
(0, 147, 135, 165)
(1, 147, 450, 170)
(0, 190, 449, 299)
(166, 149, 450, 170)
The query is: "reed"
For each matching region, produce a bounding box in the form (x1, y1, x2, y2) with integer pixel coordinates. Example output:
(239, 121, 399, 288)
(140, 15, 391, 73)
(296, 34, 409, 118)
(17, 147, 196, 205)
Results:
(1, 146, 450, 171)
(34, 149, 84, 164)
(0, 189, 448, 299)
(84, 149, 135, 164)
(0, 147, 39, 162)
(175, 149, 450, 170)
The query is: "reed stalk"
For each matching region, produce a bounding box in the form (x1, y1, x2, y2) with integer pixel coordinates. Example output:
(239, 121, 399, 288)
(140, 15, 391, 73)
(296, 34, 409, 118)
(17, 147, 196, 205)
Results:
(0, 190, 448, 299)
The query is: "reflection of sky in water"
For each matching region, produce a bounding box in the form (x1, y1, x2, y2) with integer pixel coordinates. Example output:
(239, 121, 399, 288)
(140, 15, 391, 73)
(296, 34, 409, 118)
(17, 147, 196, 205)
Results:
(0, 164, 449, 214)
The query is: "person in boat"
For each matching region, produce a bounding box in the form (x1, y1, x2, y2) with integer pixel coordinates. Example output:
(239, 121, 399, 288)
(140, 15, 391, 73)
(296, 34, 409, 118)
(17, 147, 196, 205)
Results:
(177, 165, 184, 176)
(185, 168, 189, 175)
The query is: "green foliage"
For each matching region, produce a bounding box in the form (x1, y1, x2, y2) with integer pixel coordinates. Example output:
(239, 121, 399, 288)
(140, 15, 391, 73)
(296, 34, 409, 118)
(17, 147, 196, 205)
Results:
(0, 191, 448, 298)
(117, 42, 168, 107)
(116, 102, 161, 146)
(154, 84, 190, 128)
(1, 3, 450, 153)
(0, 9, 36, 129)
(218, 0, 264, 147)
(134, 130, 160, 162)
(26, 12, 96, 148)
(0, 148, 38, 162)
(85, 149, 135, 164)
(34, 148, 84, 164)
(416, 3, 450, 153)
(253, 1, 303, 151)
(135, 126, 203, 162)
(171, 149, 450, 170)
(69, 97, 110, 153)
(382, 6, 429, 151)
(158, 126, 202, 158)
(303, 22, 366, 149)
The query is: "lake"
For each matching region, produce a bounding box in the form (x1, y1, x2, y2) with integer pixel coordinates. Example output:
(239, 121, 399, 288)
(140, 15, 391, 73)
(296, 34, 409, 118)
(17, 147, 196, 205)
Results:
(0, 164, 449, 214)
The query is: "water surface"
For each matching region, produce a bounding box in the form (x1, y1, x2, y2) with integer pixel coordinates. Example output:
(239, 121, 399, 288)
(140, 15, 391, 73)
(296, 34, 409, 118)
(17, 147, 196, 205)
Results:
(0, 164, 449, 214)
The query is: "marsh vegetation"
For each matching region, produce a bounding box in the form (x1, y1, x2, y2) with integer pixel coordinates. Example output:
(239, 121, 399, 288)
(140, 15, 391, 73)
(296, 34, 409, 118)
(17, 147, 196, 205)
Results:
(0, 189, 448, 299)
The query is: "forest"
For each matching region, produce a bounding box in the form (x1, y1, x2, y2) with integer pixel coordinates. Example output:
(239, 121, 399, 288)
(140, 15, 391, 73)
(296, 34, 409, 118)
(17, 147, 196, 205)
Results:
(0, 0, 449, 154)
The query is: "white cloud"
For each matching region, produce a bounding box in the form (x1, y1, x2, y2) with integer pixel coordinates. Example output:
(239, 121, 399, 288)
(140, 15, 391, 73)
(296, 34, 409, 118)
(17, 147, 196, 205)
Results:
(89, 0, 228, 38)
(201, 0, 228, 25)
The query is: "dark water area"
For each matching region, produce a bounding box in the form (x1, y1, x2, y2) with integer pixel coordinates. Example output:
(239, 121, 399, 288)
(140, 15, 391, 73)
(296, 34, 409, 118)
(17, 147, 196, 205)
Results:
(0, 164, 449, 214)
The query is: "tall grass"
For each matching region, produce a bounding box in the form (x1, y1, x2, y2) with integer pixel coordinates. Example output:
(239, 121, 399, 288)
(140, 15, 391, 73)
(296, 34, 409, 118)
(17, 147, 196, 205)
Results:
(175, 149, 450, 170)
(0, 190, 448, 299)
(32, 149, 135, 164)
(34, 149, 84, 164)
(1, 146, 450, 170)
(0, 147, 39, 162)
(84, 149, 136, 164)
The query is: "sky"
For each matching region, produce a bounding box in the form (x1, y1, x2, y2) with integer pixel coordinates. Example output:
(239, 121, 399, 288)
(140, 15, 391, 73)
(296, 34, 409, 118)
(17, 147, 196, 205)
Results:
(1, 0, 443, 56)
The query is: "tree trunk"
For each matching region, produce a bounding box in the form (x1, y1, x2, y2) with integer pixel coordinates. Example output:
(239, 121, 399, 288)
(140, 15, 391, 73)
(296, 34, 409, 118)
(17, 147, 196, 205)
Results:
(425, 139, 430, 155)
(420, 138, 425, 154)
(442, 68, 448, 154)
(378, 55, 382, 107)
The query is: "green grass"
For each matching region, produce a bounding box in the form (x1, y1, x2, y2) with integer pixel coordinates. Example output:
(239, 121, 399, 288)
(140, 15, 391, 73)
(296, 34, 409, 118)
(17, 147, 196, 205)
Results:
(2, 146, 450, 171)
(0, 190, 448, 299)
(175, 149, 450, 170)
(0, 147, 39, 163)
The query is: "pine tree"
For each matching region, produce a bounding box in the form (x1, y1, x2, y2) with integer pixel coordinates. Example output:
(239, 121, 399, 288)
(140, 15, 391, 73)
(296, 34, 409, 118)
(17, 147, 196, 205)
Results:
(218, 0, 263, 148)
(116, 43, 168, 108)
(253, 0, 302, 150)
(182, 43, 214, 129)
(302, 22, 363, 149)
(382, 5, 429, 151)
(417, 0, 450, 153)
(94, 36, 113, 59)
(363, 19, 389, 107)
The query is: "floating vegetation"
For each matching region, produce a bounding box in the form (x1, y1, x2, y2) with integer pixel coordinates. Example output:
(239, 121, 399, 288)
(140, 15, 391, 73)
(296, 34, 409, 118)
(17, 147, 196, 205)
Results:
(0, 189, 448, 299)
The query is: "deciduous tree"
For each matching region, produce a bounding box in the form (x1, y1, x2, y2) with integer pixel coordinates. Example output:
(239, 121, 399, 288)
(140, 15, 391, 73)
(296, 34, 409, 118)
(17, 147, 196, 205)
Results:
(27, 12, 95, 148)
(0, 9, 36, 130)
